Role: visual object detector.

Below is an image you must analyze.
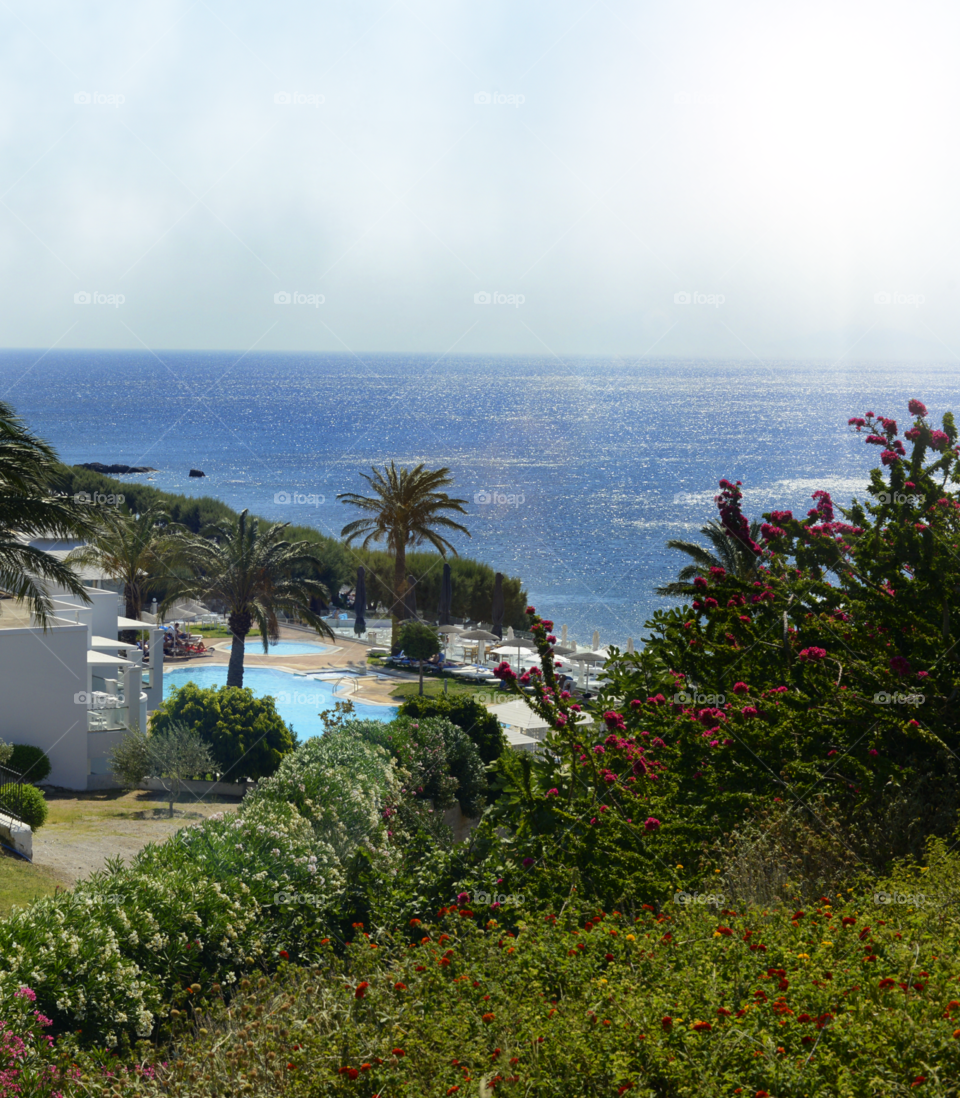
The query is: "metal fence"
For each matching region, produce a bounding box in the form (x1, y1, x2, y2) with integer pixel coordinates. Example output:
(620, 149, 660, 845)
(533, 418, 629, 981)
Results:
(0, 763, 25, 824)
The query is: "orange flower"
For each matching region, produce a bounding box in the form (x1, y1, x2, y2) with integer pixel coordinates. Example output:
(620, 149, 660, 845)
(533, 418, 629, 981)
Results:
(482, 1012, 495, 1024)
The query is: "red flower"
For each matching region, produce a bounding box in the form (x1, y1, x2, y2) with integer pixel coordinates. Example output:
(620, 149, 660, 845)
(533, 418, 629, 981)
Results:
(338, 1067, 360, 1079)
(410, 918, 421, 926)
(393, 1047, 405, 1056)
(661, 1016, 673, 1030)
(716, 926, 733, 936)
(733, 681, 749, 695)
(355, 982, 369, 999)
(482, 1012, 495, 1023)
(279, 950, 289, 960)
(604, 953, 614, 961)
(717, 1008, 731, 1017)
(447, 1088, 460, 1096)
(394, 982, 407, 990)
(644, 817, 661, 832)
(693, 1021, 712, 1032)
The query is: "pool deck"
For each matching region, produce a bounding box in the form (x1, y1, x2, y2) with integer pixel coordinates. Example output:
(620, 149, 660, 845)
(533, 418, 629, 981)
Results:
(174, 626, 411, 707)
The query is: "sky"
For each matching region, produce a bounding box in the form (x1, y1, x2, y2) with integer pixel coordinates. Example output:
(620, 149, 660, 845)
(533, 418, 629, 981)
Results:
(2, 0, 959, 359)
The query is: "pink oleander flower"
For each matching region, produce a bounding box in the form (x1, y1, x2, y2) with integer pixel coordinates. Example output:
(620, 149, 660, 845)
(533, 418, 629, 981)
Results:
(930, 429, 949, 450)
(908, 398, 928, 417)
(869, 749, 879, 757)
(709, 566, 726, 578)
(733, 681, 749, 695)
(704, 597, 718, 608)
(741, 706, 759, 717)
(644, 817, 661, 832)
(556, 714, 567, 727)
(546, 788, 559, 797)
(693, 576, 709, 590)
(880, 449, 900, 465)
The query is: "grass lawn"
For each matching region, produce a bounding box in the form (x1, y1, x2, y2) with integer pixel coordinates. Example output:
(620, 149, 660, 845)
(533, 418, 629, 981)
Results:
(0, 848, 66, 916)
(388, 677, 512, 703)
(41, 787, 239, 829)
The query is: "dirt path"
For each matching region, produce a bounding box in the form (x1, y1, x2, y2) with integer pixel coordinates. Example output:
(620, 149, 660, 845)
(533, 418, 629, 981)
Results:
(33, 791, 240, 886)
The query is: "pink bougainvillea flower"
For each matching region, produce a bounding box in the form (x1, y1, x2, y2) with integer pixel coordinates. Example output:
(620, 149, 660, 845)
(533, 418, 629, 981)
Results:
(644, 817, 661, 832)
(798, 647, 827, 661)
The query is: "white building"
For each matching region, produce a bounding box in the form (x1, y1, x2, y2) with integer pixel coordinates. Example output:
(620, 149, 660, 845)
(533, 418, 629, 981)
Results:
(0, 585, 168, 790)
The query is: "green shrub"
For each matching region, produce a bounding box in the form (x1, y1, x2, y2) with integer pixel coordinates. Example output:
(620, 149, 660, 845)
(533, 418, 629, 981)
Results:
(7, 744, 51, 784)
(151, 681, 295, 781)
(0, 782, 48, 829)
(399, 693, 506, 764)
(350, 715, 488, 818)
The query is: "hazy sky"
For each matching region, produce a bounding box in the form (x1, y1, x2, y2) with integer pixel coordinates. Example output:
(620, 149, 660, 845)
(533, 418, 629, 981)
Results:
(2, 0, 959, 358)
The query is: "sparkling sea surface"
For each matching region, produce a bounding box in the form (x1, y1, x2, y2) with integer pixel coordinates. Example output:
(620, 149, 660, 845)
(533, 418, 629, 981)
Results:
(2, 349, 956, 647)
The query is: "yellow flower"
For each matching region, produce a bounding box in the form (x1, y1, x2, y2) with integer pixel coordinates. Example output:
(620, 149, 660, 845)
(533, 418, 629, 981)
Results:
(676, 864, 684, 869)
(598, 978, 607, 984)
(625, 934, 635, 941)
(821, 941, 833, 947)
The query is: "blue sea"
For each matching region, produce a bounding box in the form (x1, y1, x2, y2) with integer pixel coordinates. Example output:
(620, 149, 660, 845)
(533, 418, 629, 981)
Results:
(1, 350, 955, 646)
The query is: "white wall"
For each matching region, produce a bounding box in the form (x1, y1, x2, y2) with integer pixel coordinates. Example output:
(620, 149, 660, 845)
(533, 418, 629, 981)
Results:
(0, 621, 89, 789)
(53, 586, 120, 640)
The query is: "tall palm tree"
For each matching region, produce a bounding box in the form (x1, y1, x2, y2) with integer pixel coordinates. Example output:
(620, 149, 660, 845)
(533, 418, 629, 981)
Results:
(0, 400, 95, 626)
(68, 504, 170, 621)
(337, 463, 470, 648)
(161, 509, 334, 687)
(656, 519, 764, 597)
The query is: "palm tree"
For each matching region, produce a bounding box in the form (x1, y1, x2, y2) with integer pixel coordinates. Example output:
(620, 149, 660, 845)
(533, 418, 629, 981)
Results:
(68, 504, 170, 621)
(161, 509, 334, 687)
(656, 519, 764, 597)
(0, 400, 95, 626)
(337, 463, 470, 648)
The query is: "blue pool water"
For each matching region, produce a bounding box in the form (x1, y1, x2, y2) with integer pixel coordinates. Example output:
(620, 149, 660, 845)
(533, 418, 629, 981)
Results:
(163, 666, 396, 740)
(242, 640, 334, 656)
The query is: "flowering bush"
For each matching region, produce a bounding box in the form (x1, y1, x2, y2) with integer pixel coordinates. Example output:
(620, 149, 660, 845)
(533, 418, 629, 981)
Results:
(0, 730, 399, 1044)
(94, 846, 960, 1097)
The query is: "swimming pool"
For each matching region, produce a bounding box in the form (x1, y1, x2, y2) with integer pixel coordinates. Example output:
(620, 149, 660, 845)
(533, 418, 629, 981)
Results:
(163, 666, 395, 740)
(241, 640, 334, 656)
